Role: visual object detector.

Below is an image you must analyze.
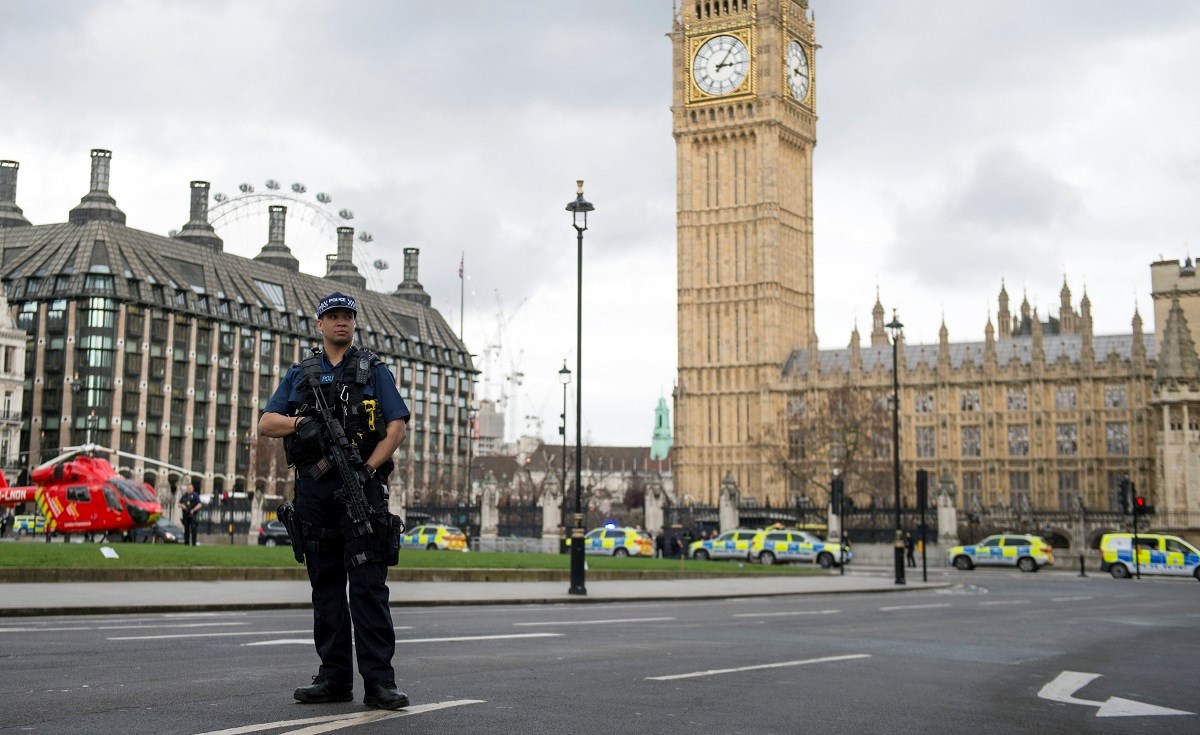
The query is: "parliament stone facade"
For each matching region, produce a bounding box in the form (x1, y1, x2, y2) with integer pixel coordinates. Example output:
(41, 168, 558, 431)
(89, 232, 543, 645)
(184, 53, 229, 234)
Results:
(670, 1, 1198, 533)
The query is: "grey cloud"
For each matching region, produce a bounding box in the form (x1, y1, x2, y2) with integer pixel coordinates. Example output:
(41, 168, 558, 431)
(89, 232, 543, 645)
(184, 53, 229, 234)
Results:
(949, 148, 1082, 229)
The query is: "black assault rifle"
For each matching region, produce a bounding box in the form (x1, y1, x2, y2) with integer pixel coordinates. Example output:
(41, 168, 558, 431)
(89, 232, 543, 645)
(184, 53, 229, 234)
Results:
(300, 356, 373, 535)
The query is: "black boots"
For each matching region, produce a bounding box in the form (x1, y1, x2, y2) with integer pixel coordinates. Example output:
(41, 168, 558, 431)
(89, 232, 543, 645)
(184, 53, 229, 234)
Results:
(293, 676, 354, 704)
(363, 686, 410, 710)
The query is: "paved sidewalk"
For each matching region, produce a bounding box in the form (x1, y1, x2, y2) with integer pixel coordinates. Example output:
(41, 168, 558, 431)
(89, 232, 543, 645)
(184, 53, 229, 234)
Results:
(0, 574, 947, 617)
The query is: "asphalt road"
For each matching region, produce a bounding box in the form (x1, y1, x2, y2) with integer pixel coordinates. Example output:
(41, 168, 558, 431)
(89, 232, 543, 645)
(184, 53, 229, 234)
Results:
(2, 570, 1197, 734)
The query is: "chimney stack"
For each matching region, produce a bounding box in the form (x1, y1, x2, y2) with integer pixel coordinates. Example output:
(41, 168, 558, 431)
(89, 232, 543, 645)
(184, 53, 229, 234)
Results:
(325, 226, 366, 289)
(173, 180, 223, 250)
(253, 205, 300, 271)
(393, 247, 430, 306)
(68, 149, 127, 225)
(0, 160, 31, 228)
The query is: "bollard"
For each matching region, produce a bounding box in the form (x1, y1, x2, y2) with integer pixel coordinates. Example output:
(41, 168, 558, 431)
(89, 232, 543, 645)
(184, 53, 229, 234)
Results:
(1078, 553, 1087, 577)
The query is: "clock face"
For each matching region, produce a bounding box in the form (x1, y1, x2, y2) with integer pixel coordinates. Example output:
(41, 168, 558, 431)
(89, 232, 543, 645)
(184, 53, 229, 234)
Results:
(786, 40, 810, 101)
(692, 35, 750, 96)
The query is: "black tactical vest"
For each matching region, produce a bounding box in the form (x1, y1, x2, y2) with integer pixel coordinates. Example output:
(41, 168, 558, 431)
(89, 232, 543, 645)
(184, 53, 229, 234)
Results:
(284, 347, 389, 472)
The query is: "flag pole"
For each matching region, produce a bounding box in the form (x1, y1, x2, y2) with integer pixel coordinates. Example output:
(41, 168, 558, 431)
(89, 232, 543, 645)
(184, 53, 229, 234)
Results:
(458, 251, 465, 341)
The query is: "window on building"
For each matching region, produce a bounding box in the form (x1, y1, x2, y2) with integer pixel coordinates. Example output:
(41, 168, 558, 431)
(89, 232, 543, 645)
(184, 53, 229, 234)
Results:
(915, 426, 935, 458)
(1056, 423, 1078, 455)
(914, 391, 934, 414)
(961, 426, 981, 457)
(1007, 425, 1029, 456)
(962, 472, 982, 508)
(1007, 388, 1028, 411)
(1009, 471, 1030, 508)
(788, 430, 805, 460)
(960, 389, 981, 412)
(1055, 386, 1077, 410)
(1106, 422, 1129, 455)
(1104, 385, 1127, 408)
(1058, 471, 1079, 511)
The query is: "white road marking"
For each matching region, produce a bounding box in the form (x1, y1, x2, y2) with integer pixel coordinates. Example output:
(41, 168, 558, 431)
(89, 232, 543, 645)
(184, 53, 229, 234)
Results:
(878, 603, 952, 611)
(1051, 596, 1094, 602)
(978, 600, 1030, 607)
(0, 622, 251, 634)
(1038, 670, 1194, 718)
(190, 698, 486, 735)
(514, 617, 675, 626)
(733, 610, 840, 618)
(108, 627, 413, 641)
(244, 632, 564, 647)
(646, 654, 872, 681)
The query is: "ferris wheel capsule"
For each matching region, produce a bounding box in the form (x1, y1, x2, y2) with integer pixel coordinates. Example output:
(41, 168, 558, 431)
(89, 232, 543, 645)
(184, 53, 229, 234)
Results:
(373, 259, 389, 271)
(338, 209, 354, 220)
(316, 192, 331, 203)
(265, 179, 280, 190)
(213, 193, 227, 203)
(358, 232, 373, 243)
(291, 183, 307, 194)
(239, 183, 254, 193)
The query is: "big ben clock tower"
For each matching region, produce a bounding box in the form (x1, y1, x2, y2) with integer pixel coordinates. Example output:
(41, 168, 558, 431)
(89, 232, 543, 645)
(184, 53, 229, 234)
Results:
(672, 0, 817, 504)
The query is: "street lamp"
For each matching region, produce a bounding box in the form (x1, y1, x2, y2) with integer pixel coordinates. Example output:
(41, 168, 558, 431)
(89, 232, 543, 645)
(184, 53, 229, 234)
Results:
(566, 180, 594, 596)
(558, 361, 571, 548)
(885, 309, 906, 585)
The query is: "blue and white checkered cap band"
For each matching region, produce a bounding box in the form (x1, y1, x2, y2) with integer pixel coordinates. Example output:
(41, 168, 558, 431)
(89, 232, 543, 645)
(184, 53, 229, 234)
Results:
(316, 292, 357, 318)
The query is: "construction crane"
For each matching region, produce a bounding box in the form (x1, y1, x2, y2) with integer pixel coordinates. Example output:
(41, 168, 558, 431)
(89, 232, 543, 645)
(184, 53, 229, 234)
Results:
(478, 290, 528, 443)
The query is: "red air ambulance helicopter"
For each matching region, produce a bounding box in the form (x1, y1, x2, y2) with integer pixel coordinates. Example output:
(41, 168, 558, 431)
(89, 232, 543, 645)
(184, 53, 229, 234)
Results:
(0, 444, 198, 538)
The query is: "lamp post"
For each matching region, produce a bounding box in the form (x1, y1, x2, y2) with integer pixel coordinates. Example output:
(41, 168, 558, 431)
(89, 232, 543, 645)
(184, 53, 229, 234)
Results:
(566, 180, 593, 596)
(885, 310, 906, 585)
(558, 362, 571, 548)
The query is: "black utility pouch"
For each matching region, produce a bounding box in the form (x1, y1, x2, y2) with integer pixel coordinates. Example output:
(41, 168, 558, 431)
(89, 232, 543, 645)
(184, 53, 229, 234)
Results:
(370, 513, 405, 566)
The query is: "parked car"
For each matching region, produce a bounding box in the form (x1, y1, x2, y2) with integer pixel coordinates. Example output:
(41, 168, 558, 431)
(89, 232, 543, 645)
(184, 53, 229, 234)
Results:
(1100, 532, 1200, 580)
(569, 526, 653, 557)
(13, 514, 46, 536)
(133, 518, 186, 543)
(946, 534, 1053, 572)
(257, 519, 291, 547)
(400, 524, 467, 551)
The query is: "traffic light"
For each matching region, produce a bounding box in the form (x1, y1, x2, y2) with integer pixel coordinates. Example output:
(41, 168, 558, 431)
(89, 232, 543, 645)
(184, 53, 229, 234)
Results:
(830, 475, 844, 512)
(1134, 496, 1146, 516)
(1117, 478, 1131, 514)
(916, 469, 929, 512)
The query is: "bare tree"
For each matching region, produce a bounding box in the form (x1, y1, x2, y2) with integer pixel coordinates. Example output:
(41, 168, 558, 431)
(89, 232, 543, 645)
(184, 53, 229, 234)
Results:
(758, 381, 892, 508)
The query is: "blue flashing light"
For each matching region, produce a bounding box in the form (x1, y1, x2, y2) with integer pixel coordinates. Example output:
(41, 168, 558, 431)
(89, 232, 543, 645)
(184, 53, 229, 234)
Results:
(603, 522, 618, 530)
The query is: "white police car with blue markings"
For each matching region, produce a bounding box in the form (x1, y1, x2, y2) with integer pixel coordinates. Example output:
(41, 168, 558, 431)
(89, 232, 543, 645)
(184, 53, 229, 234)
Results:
(946, 534, 1053, 572)
(1100, 533, 1200, 580)
(749, 528, 851, 567)
(688, 528, 759, 560)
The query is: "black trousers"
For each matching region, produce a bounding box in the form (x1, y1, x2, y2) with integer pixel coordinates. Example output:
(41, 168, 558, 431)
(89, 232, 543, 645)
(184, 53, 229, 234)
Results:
(181, 517, 197, 545)
(296, 472, 396, 690)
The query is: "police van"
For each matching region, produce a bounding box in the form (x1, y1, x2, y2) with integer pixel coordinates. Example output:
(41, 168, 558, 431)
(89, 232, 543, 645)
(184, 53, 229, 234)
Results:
(1099, 532, 1200, 580)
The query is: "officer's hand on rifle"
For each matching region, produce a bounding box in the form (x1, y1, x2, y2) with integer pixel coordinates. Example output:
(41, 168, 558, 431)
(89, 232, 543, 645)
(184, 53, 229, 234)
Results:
(356, 463, 377, 486)
(295, 416, 323, 444)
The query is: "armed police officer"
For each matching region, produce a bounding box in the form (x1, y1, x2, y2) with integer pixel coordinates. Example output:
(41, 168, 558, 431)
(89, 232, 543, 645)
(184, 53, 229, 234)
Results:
(259, 291, 410, 711)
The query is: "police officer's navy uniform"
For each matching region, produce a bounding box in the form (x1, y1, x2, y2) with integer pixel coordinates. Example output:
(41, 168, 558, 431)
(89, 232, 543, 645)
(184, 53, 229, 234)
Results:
(262, 292, 409, 709)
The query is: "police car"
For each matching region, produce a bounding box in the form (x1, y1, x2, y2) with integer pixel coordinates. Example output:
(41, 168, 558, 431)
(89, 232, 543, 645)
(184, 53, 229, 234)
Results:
(400, 524, 467, 551)
(1099, 532, 1200, 580)
(748, 528, 851, 567)
(945, 534, 1053, 572)
(688, 528, 759, 560)
(571, 526, 653, 557)
(13, 514, 46, 536)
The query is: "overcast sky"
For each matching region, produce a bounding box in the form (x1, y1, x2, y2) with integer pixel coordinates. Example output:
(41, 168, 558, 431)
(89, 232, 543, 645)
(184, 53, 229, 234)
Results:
(3, 1, 1199, 447)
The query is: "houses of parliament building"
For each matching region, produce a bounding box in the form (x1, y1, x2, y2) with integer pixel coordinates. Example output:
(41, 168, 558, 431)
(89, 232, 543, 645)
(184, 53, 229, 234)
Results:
(671, 0, 1198, 532)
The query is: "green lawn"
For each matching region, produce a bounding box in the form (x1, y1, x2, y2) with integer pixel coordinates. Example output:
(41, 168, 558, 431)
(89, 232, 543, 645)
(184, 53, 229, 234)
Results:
(0, 542, 820, 575)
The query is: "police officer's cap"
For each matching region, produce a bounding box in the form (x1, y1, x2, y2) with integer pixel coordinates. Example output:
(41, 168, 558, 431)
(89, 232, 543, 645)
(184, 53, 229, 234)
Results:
(316, 292, 357, 319)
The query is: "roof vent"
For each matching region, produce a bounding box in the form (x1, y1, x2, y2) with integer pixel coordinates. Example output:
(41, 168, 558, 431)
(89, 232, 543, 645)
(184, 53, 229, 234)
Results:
(173, 181, 224, 251)
(68, 149, 127, 226)
(0, 160, 31, 228)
